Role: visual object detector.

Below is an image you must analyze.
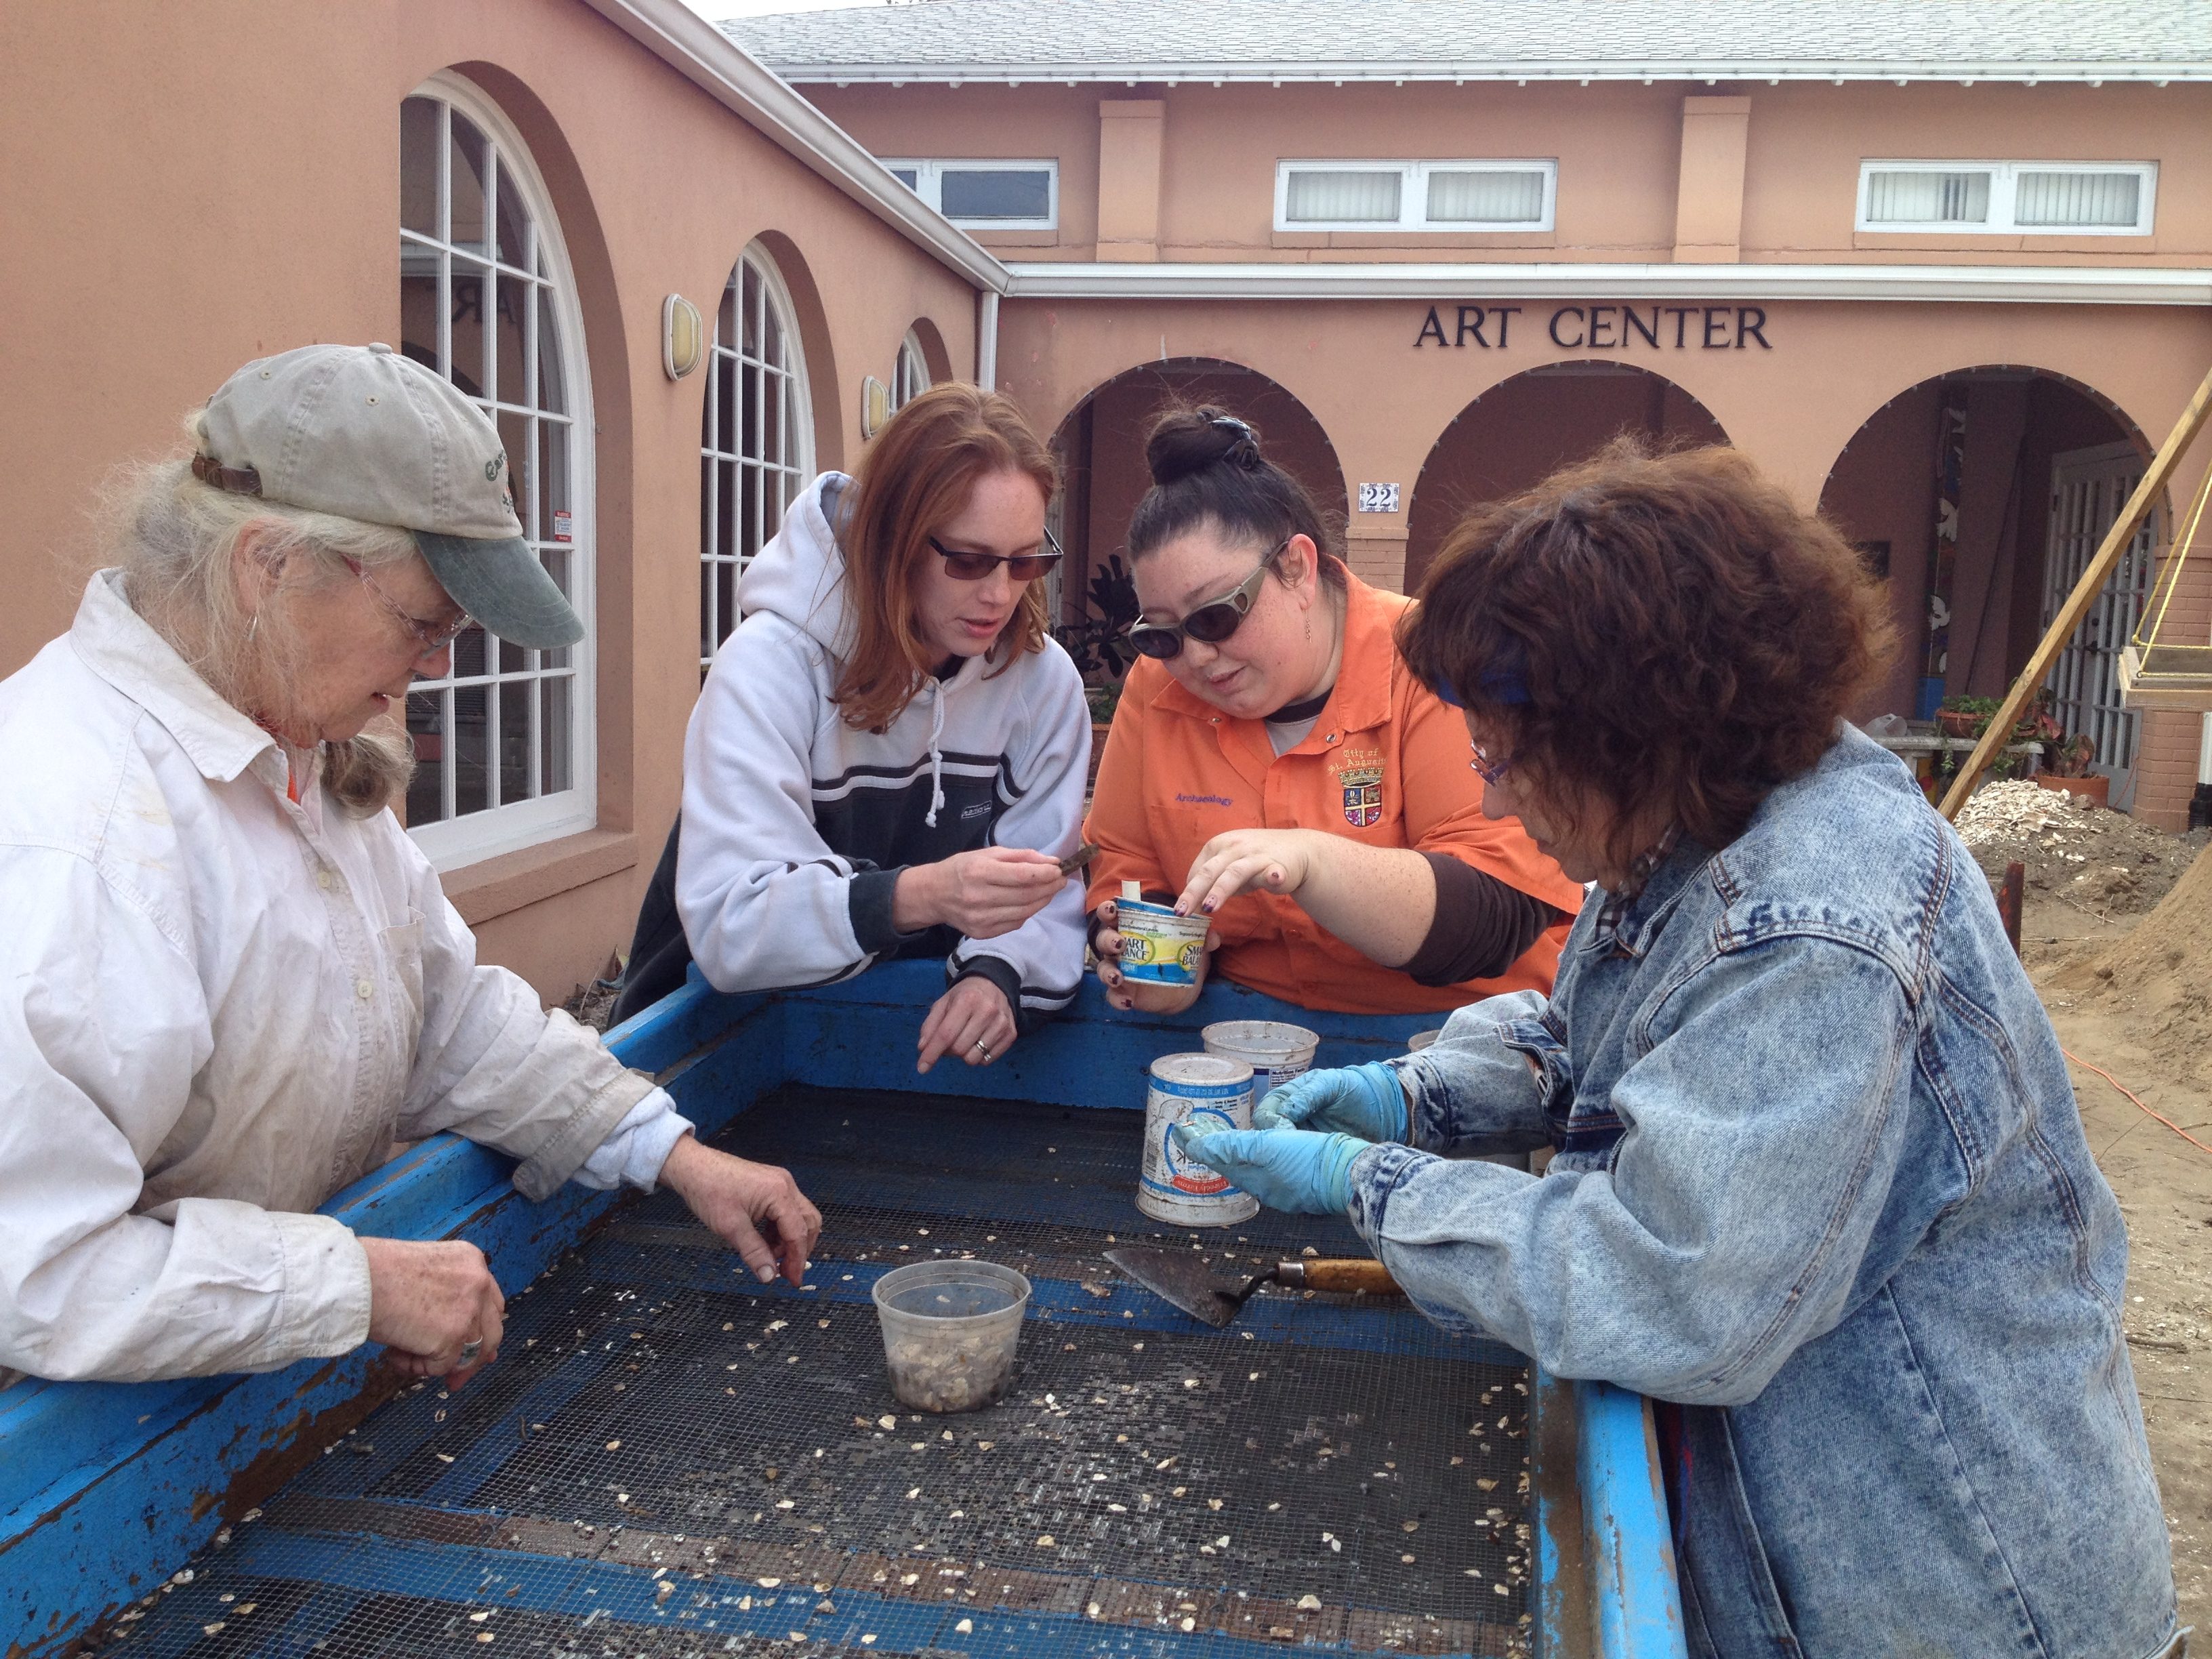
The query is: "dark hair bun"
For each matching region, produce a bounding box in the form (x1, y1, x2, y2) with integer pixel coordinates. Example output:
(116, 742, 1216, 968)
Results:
(1144, 405, 1264, 488)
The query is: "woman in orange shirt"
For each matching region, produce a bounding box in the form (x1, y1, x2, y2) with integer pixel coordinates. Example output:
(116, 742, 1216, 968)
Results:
(1084, 407, 1582, 1016)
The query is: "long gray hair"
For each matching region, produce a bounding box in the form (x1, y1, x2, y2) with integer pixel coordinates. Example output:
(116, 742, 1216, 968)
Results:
(109, 411, 420, 815)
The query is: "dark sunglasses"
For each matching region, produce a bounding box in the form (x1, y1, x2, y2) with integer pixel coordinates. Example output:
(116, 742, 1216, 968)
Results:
(928, 525, 1065, 582)
(1124, 541, 1287, 661)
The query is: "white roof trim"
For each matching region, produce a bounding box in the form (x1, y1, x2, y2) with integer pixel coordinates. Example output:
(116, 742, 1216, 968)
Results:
(778, 62, 2212, 87)
(1002, 261, 2212, 305)
(576, 0, 1012, 292)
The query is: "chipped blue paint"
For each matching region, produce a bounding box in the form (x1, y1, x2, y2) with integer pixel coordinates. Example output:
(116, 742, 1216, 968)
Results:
(0, 957, 1679, 1655)
(1576, 1379, 1689, 1659)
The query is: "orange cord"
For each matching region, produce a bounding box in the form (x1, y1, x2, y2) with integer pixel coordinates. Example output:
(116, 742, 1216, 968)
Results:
(2062, 1048, 2212, 1156)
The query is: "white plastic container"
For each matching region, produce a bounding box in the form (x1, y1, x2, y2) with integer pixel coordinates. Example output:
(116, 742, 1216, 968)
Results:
(872, 1259, 1031, 1414)
(1116, 897, 1212, 985)
(1137, 1052, 1258, 1226)
(1202, 1019, 1320, 1103)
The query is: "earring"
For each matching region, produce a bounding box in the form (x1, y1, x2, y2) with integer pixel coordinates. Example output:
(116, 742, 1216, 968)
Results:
(246, 612, 260, 646)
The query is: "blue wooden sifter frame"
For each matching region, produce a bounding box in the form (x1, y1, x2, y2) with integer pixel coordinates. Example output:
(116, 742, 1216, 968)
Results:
(0, 962, 1683, 1657)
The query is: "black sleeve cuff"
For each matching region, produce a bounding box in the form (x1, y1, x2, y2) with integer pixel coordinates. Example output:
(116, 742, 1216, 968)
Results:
(1401, 852, 1563, 987)
(848, 867, 924, 958)
(949, 954, 1031, 1033)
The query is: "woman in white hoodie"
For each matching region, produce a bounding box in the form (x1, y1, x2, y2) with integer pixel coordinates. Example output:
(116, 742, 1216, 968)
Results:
(616, 386, 1090, 1073)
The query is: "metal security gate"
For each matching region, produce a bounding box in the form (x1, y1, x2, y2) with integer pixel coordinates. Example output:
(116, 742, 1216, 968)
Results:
(2044, 442, 2156, 806)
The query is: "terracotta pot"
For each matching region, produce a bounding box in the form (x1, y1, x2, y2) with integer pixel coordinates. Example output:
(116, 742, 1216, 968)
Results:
(1935, 709, 1982, 739)
(2034, 773, 2109, 806)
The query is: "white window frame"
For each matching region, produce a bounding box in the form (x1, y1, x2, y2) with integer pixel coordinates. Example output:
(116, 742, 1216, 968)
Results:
(893, 329, 930, 411)
(1273, 159, 1557, 233)
(1855, 159, 2158, 235)
(699, 245, 815, 674)
(401, 71, 596, 872)
(884, 159, 1059, 230)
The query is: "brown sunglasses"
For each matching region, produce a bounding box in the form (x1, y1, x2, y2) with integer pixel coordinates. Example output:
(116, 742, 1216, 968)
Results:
(928, 525, 1066, 582)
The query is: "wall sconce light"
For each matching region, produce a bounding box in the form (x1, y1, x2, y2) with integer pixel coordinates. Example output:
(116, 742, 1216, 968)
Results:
(662, 293, 703, 380)
(860, 375, 892, 439)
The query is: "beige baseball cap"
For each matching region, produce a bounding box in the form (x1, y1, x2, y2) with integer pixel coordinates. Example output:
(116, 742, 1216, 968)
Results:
(193, 342, 582, 649)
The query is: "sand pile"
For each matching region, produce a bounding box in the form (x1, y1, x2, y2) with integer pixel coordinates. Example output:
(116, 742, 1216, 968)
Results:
(2055, 839, 2212, 1086)
(1952, 779, 2209, 917)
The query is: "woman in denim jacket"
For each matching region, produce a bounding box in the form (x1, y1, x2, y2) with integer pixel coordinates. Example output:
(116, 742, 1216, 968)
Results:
(1181, 443, 2182, 1658)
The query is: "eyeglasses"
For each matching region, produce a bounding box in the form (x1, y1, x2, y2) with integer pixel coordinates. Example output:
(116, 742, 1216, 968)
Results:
(1124, 541, 1287, 661)
(1469, 739, 1515, 786)
(344, 557, 472, 657)
(928, 525, 1066, 582)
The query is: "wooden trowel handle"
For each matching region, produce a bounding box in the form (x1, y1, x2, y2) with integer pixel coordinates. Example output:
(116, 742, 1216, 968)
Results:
(1275, 1257, 1400, 1296)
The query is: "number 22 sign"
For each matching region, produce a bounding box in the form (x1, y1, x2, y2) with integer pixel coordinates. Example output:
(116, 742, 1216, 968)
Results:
(1358, 482, 1400, 514)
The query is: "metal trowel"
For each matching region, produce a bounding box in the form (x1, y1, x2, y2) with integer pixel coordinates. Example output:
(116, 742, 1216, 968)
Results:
(1104, 1245, 1401, 1328)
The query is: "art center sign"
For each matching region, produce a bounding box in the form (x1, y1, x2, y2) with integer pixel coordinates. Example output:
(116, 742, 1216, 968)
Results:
(1414, 304, 1772, 351)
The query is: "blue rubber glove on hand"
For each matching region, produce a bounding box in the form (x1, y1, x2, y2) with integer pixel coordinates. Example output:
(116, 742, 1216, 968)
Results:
(1252, 1061, 1409, 1143)
(1170, 1124, 1367, 1216)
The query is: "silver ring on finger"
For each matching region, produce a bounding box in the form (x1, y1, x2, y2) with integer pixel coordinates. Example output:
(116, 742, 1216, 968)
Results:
(973, 1040, 992, 1063)
(457, 1337, 483, 1366)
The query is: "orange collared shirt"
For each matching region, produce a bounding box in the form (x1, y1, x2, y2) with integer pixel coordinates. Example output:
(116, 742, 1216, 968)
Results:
(1083, 574, 1582, 1016)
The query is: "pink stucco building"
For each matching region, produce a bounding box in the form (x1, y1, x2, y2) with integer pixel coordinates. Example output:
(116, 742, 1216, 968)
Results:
(5, 0, 2209, 1000)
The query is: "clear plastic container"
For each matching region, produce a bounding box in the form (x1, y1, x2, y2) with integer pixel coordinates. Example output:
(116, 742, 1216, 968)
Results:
(870, 1259, 1031, 1414)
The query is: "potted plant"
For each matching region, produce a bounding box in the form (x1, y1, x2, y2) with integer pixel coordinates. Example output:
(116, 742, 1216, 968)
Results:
(1935, 693, 2000, 741)
(2034, 731, 2108, 805)
(1053, 555, 1141, 790)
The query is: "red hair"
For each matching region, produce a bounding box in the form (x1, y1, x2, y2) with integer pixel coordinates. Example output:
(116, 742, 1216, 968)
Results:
(832, 383, 1059, 732)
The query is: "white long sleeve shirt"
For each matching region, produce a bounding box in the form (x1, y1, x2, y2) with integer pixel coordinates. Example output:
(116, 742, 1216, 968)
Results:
(0, 571, 689, 1383)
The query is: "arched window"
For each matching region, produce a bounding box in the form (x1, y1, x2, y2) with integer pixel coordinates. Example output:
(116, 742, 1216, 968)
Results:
(893, 329, 930, 411)
(700, 247, 813, 674)
(397, 75, 594, 867)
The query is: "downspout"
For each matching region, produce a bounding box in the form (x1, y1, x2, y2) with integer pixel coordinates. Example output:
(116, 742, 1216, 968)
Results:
(977, 289, 1000, 390)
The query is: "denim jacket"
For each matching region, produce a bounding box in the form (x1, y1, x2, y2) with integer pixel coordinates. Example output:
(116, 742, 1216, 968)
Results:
(1347, 728, 2177, 1658)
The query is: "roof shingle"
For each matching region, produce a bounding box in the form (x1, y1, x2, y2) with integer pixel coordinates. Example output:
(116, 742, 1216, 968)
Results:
(725, 0, 2212, 81)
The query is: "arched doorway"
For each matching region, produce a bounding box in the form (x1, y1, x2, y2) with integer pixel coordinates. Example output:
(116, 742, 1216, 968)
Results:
(1817, 367, 2154, 803)
(1404, 362, 1728, 593)
(1048, 358, 1347, 641)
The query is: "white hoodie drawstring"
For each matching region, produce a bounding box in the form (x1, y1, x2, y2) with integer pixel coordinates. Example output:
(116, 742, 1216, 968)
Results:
(922, 683, 947, 827)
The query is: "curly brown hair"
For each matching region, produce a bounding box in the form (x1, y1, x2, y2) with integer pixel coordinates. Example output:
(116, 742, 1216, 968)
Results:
(1397, 438, 1895, 869)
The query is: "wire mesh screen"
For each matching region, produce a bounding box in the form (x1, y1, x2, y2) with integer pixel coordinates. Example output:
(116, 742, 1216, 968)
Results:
(104, 1088, 1533, 1658)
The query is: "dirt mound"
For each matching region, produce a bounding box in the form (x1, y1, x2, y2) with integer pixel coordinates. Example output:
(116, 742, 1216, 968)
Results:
(1952, 779, 2209, 917)
(2054, 838, 2212, 1087)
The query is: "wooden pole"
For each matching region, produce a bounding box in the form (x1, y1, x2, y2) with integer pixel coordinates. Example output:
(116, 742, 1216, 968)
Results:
(1999, 861, 2024, 956)
(1939, 359, 2212, 821)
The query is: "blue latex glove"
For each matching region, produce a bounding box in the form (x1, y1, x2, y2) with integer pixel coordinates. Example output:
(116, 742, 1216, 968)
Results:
(1252, 1061, 1409, 1143)
(1170, 1124, 1366, 1216)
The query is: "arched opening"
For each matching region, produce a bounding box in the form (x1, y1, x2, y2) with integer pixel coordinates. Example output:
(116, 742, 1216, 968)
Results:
(396, 72, 598, 867)
(749, 229, 841, 479)
(1818, 366, 2155, 803)
(905, 315, 954, 387)
(698, 243, 815, 676)
(1047, 358, 1347, 656)
(1403, 362, 1728, 594)
(893, 329, 930, 411)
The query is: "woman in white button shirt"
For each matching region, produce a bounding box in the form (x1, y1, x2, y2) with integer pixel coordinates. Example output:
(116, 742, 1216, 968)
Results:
(0, 344, 820, 1389)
